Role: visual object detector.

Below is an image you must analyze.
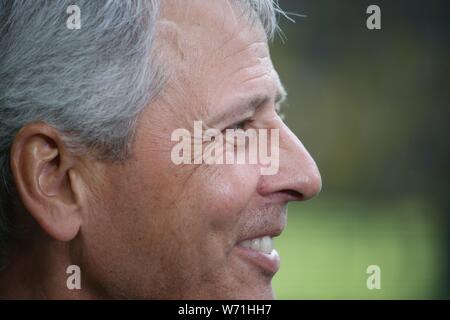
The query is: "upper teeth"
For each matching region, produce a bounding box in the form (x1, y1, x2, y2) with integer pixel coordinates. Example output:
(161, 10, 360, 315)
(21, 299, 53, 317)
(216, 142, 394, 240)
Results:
(239, 236, 274, 254)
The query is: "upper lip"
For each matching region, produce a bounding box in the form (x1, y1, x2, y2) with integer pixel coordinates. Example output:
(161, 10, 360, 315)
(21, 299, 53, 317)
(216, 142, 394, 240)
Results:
(235, 204, 287, 245)
(236, 223, 285, 244)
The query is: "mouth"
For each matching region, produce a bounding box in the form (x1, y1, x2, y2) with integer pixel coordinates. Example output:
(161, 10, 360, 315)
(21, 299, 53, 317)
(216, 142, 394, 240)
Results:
(235, 235, 281, 275)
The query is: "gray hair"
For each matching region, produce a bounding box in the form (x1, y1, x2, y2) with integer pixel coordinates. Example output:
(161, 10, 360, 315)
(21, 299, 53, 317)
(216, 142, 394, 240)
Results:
(0, 0, 285, 267)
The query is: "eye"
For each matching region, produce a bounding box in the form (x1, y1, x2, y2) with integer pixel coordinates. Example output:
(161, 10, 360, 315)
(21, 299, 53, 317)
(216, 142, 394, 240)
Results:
(225, 118, 253, 131)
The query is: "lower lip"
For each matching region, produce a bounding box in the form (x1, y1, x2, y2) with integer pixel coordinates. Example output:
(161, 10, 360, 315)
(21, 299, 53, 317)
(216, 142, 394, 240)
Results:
(234, 245, 281, 274)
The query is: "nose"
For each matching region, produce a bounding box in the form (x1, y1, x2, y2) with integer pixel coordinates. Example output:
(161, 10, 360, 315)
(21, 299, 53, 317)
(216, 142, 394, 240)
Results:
(257, 122, 322, 201)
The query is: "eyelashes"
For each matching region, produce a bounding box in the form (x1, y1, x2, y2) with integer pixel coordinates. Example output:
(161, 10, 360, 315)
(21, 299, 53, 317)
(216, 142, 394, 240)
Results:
(224, 117, 255, 131)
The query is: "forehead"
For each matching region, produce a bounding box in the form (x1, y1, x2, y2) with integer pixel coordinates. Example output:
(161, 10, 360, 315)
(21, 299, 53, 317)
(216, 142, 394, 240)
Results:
(160, 0, 267, 44)
(157, 0, 279, 118)
(158, 0, 269, 66)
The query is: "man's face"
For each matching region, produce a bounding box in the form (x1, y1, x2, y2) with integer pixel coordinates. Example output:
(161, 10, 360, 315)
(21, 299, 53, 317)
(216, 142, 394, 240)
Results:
(78, 0, 321, 299)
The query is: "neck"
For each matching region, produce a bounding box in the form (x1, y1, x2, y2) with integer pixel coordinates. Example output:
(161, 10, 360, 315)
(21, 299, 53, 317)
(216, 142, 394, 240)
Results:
(0, 237, 104, 299)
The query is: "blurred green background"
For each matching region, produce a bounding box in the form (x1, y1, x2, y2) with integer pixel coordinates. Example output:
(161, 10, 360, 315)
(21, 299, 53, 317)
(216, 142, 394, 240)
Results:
(271, 0, 450, 299)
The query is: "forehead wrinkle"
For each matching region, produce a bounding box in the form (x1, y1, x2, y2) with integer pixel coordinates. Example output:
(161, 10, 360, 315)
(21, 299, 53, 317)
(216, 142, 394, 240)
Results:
(214, 8, 267, 60)
(215, 43, 271, 100)
(227, 40, 268, 59)
(236, 75, 287, 117)
(238, 57, 273, 85)
(155, 35, 211, 124)
(220, 42, 269, 79)
(205, 56, 281, 125)
(216, 19, 267, 59)
(204, 49, 281, 126)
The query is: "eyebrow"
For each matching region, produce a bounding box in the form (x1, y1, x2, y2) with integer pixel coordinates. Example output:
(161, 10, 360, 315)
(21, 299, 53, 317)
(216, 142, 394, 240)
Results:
(214, 85, 288, 125)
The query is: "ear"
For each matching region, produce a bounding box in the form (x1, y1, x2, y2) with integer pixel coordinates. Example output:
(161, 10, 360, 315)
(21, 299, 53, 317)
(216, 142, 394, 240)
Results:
(10, 122, 83, 242)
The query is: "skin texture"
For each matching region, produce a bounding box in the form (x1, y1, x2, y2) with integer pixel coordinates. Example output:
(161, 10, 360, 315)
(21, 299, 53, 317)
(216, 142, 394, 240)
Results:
(0, 0, 321, 299)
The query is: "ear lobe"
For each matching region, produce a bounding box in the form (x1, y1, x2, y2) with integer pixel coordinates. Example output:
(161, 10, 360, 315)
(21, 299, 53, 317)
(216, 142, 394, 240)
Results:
(10, 123, 82, 242)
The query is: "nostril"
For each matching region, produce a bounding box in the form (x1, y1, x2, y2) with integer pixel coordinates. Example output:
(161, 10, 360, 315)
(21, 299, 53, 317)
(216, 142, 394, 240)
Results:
(280, 189, 304, 201)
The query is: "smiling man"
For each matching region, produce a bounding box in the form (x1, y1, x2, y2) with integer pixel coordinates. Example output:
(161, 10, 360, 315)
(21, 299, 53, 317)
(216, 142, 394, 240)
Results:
(0, 0, 321, 299)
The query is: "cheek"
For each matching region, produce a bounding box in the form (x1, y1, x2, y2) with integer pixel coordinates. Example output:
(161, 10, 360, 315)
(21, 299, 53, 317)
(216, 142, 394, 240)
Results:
(190, 164, 260, 228)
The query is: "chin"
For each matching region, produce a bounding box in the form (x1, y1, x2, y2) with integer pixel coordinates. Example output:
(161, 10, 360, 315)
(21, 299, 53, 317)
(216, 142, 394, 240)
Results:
(233, 285, 275, 300)
(223, 276, 276, 300)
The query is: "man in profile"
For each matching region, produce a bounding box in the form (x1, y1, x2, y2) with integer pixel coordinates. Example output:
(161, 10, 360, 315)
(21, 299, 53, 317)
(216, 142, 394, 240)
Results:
(0, 0, 321, 299)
